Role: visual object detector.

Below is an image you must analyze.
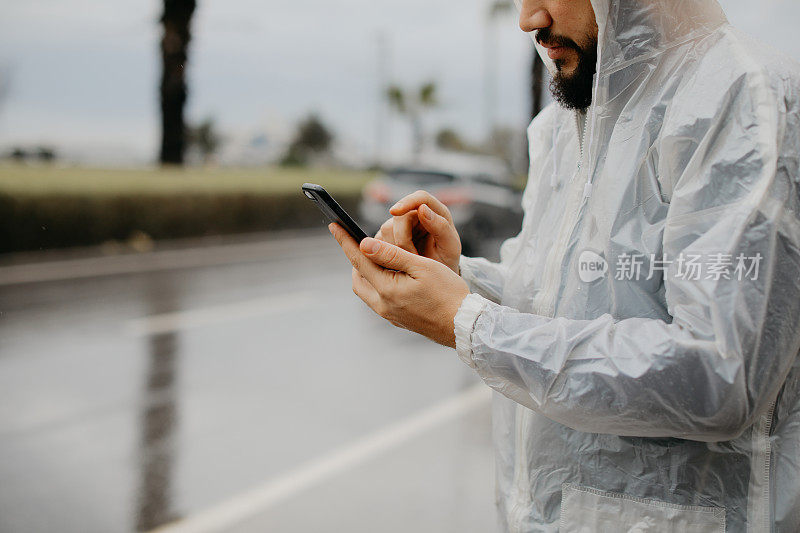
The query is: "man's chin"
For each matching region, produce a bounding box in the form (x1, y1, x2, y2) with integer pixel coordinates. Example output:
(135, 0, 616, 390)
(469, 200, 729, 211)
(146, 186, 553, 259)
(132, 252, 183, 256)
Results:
(554, 61, 579, 79)
(550, 69, 595, 111)
(549, 37, 598, 111)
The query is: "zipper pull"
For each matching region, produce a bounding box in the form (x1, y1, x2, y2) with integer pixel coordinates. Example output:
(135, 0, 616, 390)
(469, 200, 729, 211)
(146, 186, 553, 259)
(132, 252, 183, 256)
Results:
(583, 182, 593, 198)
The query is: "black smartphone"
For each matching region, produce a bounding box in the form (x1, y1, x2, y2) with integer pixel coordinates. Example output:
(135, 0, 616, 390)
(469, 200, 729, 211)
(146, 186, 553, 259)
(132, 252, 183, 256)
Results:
(302, 183, 369, 243)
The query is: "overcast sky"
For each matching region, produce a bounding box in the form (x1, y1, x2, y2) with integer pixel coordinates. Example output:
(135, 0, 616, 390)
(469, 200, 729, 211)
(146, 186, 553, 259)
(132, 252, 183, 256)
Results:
(0, 0, 798, 164)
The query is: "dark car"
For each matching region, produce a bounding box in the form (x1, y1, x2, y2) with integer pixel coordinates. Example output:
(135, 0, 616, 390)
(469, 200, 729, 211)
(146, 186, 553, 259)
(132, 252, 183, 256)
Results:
(359, 160, 524, 256)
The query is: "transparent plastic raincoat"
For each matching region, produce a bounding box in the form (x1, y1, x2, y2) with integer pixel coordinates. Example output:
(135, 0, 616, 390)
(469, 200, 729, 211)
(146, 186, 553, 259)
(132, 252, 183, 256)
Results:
(454, 0, 800, 530)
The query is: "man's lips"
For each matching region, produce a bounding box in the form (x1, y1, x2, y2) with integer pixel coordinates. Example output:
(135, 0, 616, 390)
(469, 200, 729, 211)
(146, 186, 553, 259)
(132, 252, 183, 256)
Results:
(544, 45, 569, 60)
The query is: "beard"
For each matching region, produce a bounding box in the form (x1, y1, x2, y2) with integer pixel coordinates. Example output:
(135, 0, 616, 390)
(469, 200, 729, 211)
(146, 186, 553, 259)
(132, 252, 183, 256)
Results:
(537, 28, 598, 111)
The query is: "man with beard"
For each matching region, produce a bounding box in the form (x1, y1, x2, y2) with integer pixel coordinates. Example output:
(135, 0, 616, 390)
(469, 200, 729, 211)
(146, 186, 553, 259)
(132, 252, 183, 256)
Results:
(531, 11, 598, 111)
(329, 0, 800, 530)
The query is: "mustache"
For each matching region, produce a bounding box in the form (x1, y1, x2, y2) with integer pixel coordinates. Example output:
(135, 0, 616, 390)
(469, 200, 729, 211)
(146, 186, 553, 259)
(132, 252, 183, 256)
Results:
(536, 28, 581, 52)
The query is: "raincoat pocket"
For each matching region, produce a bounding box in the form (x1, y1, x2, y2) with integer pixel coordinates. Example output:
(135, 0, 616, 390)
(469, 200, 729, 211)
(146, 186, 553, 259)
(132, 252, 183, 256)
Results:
(559, 483, 726, 533)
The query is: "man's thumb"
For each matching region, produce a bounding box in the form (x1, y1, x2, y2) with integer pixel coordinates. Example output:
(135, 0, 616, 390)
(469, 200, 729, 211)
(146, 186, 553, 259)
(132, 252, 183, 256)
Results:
(361, 238, 418, 273)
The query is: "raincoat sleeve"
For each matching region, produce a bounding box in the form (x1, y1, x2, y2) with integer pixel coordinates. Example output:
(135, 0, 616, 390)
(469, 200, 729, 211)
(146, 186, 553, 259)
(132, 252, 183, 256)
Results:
(457, 110, 555, 304)
(454, 74, 800, 442)
(459, 243, 516, 304)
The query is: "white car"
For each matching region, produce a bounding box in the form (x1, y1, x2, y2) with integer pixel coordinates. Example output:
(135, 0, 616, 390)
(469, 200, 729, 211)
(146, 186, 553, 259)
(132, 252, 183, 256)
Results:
(359, 164, 523, 257)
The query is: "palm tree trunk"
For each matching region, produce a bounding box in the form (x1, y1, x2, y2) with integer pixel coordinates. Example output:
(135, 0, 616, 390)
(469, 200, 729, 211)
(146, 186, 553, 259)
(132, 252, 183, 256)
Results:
(159, 0, 196, 165)
(530, 51, 545, 120)
(520, 52, 546, 174)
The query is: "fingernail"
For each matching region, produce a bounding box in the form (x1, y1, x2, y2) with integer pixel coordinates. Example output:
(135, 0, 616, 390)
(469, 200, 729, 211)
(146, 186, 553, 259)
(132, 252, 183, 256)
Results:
(391, 202, 400, 211)
(421, 204, 432, 220)
(363, 238, 380, 254)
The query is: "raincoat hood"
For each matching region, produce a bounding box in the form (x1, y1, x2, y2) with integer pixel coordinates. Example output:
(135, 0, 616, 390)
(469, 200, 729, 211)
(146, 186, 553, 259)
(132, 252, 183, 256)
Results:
(457, 1, 800, 531)
(518, 0, 728, 77)
(593, 0, 727, 70)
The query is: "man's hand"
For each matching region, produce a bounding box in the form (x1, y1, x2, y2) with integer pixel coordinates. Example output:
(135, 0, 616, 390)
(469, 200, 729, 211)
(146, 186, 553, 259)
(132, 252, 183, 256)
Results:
(372, 190, 462, 274)
(329, 222, 470, 348)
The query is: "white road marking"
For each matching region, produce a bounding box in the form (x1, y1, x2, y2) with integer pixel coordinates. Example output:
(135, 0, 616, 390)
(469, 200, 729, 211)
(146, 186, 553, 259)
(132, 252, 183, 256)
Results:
(0, 231, 332, 286)
(127, 292, 317, 336)
(149, 384, 491, 533)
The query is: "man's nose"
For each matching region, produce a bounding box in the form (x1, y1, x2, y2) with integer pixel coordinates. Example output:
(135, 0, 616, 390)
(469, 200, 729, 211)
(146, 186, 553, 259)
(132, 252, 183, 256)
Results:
(518, 0, 552, 33)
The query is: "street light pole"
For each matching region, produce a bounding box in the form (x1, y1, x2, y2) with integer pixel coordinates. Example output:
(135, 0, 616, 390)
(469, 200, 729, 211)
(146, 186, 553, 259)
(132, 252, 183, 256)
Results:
(375, 31, 391, 168)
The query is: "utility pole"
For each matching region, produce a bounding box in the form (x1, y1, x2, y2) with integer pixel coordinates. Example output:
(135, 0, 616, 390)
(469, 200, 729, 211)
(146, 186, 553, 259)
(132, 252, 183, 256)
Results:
(0, 65, 10, 117)
(483, 1, 514, 141)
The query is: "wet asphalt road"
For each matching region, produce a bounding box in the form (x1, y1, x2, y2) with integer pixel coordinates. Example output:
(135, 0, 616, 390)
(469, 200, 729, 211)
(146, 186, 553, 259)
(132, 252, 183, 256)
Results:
(0, 229, 496, 533)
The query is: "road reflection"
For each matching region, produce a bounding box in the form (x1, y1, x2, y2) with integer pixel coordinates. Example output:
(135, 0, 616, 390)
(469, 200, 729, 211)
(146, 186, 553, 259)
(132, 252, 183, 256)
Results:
(136, 280, 181, 531)
(0, 233, 495, 531)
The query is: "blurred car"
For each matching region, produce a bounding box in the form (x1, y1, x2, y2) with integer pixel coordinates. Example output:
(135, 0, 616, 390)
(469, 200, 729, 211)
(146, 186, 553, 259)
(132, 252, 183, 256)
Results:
(359, 154, 524, 256)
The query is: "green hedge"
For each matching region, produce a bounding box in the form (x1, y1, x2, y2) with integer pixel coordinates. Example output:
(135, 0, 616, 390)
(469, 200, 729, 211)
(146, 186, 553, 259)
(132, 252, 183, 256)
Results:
(0, 191, 361, 254)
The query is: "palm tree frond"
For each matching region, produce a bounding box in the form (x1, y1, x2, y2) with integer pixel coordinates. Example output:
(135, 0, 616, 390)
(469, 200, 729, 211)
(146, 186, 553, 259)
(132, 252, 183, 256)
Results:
(419, 82, 437, 107)
(386, 85, 406, 113)
(488, 0, 513, 18)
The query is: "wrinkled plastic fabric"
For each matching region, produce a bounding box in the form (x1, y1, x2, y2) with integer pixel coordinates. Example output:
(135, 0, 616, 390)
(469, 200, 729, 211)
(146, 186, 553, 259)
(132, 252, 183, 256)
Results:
(455, 0, 800, 531)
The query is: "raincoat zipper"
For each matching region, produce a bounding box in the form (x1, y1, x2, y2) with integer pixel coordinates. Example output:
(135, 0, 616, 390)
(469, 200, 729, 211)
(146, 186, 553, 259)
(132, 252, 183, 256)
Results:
(529, 111, 590, 318)
(509, 112, 591, 532)
(747, 398, 776, 529)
